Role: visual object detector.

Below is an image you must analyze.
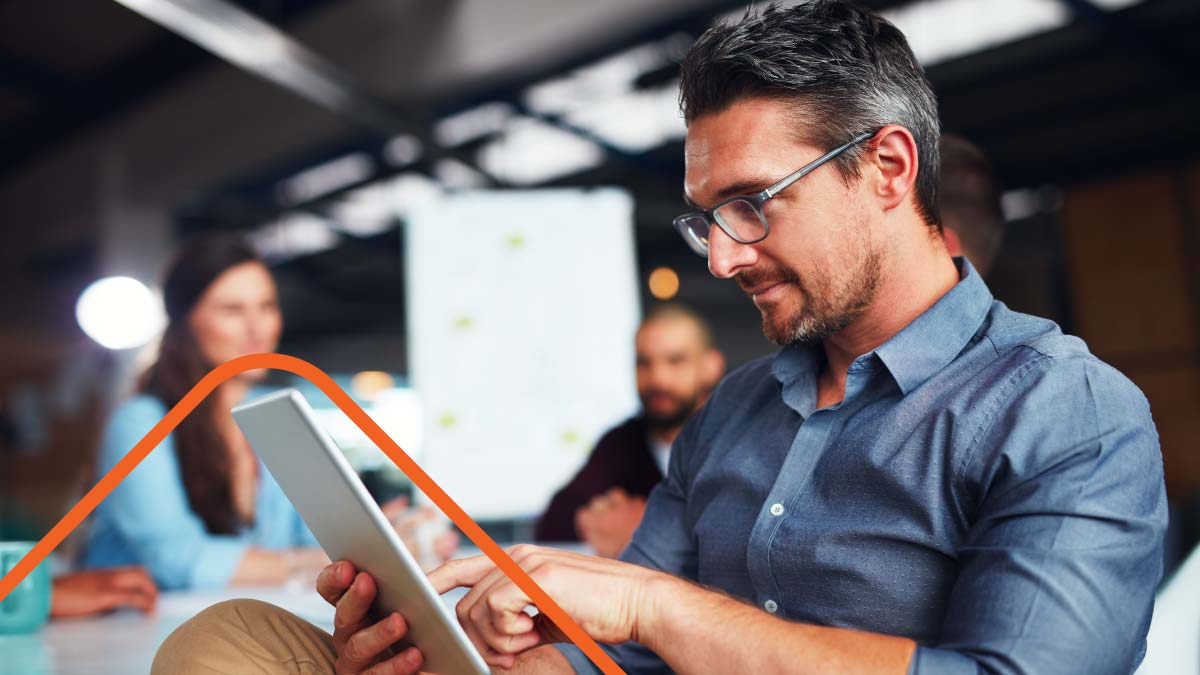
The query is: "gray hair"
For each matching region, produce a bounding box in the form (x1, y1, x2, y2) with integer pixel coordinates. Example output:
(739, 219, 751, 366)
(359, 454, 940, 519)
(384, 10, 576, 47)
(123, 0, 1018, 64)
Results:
(679, 0, 942, 228)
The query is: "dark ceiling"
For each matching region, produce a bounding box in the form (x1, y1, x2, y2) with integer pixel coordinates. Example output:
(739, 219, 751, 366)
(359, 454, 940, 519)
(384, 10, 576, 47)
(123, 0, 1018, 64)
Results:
(1, 0, 1198, 369)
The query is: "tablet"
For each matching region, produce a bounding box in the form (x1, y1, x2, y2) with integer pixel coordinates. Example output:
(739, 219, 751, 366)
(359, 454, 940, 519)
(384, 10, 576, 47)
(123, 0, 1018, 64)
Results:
(232, 388, 489, 675)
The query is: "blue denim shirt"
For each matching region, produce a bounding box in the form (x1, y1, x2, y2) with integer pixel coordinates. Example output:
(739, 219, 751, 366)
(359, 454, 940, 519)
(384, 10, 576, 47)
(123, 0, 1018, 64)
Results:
(557, 259, 1166, 674)
(84, 392, 318, 590)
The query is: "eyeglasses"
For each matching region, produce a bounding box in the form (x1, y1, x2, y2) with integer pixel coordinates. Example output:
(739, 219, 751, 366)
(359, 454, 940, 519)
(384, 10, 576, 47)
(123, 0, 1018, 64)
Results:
(672, 130, 876, 257)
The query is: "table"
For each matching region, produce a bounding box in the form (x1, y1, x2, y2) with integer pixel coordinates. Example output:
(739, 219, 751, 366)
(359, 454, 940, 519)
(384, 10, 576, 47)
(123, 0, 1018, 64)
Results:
(0, 584, 477, 675)
(0, 544, 584, 674)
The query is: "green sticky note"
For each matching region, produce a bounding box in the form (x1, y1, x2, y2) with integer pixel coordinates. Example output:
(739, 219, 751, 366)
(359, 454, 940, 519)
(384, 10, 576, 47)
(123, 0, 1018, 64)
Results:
(438, 413, 458, 429)
(506, 233, 526, 250)
(452, 315, 474, 331)
(561, 429, 581, 446)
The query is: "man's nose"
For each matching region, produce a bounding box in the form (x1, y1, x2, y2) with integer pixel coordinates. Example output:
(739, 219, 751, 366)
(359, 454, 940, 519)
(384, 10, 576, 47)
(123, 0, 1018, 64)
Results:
(708, 225, 756, 279)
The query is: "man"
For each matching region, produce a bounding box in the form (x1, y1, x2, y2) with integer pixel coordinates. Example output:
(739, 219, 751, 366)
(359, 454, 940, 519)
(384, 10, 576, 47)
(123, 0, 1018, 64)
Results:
(154, 3, 1166, 674)
(536, 304, 724, 557)
(939, 133, 1006, 276)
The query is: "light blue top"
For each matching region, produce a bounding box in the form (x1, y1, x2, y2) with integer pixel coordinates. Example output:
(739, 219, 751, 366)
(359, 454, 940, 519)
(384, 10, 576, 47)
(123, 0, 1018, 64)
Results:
(83, 392, 317, 590)
(557, 258, 1167, 675)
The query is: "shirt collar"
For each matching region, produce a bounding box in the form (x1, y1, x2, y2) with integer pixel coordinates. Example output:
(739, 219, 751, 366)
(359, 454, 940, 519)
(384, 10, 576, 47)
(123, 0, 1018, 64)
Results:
(875, 257, 992, 394)
(772, 257, 993, 399)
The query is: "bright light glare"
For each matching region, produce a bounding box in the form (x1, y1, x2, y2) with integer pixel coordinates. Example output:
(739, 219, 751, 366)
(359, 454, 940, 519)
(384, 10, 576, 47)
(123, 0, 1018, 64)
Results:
(76, 277, 164, 350)
(883, 0, 1069, 66)
(477, 117, 605, 185)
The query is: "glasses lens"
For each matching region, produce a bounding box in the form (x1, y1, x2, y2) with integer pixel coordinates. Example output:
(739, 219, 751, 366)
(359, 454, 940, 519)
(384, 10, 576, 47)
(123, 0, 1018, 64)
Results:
(713, 199, 767, 243)
(673, 214, 711, 257)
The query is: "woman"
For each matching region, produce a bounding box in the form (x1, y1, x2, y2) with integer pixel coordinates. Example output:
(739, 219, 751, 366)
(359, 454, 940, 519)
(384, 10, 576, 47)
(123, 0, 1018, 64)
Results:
(85, 235, 453, 590)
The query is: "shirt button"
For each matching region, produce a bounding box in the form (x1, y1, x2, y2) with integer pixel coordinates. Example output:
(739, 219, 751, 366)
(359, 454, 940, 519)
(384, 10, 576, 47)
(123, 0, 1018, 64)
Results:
(764, 599, 779, 614)
(769, 503, 785, 516)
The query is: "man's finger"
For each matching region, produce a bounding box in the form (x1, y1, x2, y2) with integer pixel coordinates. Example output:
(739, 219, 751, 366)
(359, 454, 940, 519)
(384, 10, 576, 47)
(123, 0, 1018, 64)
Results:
(333, 573, 377, 648)
(427, 554, 497, 594)
(471, 597, 539, 656)
(337, 613, 409, 673)
(317, 561, 356, 606)
(362, 646, 424, 675)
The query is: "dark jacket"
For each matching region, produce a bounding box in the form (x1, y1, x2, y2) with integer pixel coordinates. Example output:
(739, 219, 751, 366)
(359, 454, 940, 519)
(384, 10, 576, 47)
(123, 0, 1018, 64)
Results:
(535, 417, 664, 541)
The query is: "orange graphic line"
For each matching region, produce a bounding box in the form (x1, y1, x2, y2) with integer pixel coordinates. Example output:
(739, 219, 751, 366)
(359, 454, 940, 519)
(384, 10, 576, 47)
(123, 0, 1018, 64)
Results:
(0, 353, 625, 675)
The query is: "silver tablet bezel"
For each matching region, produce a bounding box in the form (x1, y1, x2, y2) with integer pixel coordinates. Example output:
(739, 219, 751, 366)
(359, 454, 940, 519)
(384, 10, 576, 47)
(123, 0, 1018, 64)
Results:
(232, 388, 489, 675)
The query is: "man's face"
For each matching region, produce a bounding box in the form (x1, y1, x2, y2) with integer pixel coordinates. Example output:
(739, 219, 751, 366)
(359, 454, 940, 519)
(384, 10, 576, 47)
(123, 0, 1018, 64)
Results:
(635, 318, 716, 431)
(684, 99, 884, 345)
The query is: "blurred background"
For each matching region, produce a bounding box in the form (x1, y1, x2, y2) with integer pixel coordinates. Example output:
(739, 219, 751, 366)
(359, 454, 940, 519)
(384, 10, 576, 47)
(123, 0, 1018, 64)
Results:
(0, 0, 1197, 566)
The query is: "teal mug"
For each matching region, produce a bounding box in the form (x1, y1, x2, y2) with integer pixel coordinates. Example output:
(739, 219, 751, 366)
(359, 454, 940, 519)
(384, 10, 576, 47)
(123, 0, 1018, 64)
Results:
(0, 542, 51, 634)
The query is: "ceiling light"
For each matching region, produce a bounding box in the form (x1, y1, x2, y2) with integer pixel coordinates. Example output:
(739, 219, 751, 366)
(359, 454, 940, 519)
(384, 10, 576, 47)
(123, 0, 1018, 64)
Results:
(250, 212, 340, 261)
(383, 134, 422, 167)
(434, 158, 490, 189)
(476, 118, 605, 185)
(434, 102, 515, 147)
(76, 277, 164, 350)
(883, 0, 1067, 66)
(564, 81, 685, 153)
(276, 152, 374, 205)
(523, 38, 680, 116)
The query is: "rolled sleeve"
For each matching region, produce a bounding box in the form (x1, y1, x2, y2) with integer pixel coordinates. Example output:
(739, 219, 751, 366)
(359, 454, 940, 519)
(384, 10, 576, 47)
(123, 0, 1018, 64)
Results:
(918, 357, 1167, 675)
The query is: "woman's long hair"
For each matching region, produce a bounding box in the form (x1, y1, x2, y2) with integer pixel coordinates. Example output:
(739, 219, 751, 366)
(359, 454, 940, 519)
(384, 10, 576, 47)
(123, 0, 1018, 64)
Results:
(141, 235, 262, 535)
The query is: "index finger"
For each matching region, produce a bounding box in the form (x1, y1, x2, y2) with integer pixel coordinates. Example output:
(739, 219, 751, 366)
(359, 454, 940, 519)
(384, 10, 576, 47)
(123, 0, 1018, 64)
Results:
(427, 555, 498, 594)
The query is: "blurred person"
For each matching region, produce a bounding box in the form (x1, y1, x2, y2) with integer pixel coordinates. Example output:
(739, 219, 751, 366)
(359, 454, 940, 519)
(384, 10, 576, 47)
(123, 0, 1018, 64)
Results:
(85, 235, 454, 591)
(49, 567, 157, 619)
(154, 3, 1166, 674)
(939, 133, 1005, 276)
(536, 304, 724, 557)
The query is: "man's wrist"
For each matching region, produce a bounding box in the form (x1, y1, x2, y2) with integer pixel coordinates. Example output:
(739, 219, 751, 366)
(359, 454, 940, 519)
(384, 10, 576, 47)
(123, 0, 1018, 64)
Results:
(631, 571, 688, 654)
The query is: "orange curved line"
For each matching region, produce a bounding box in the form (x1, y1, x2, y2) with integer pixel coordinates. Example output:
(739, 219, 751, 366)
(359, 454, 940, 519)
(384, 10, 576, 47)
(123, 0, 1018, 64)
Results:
(0, 353, 625, 675)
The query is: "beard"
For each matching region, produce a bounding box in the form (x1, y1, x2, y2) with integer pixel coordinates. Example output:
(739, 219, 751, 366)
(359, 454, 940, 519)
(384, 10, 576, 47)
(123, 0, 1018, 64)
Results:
(738, 239, 884, 346)
(639, 389, 701, 432)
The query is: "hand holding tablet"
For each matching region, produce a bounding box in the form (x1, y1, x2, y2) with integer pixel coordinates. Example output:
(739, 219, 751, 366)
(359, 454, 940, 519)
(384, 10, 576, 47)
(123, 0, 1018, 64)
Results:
(233, 389, 490, 675)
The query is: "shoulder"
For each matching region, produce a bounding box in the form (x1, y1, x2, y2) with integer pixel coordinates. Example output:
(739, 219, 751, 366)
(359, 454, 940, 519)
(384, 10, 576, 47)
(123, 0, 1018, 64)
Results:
(591, 417, 649, 455)
(111, 394, 170, 422)
(979, 303, 1148, 415)
(100, 394, 173, 464)
(964, 307, 1157, 480)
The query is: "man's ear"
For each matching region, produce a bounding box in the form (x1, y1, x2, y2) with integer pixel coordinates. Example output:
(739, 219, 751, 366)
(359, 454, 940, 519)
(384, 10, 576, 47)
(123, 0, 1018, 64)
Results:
(867, 124, 920, 212)
(942, 227, 963, 258)
(702, 349, 726, 387)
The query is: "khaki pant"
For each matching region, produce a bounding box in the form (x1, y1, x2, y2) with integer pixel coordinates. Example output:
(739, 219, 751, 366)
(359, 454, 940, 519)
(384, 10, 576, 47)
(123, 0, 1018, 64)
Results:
(152, 599, 339, 675)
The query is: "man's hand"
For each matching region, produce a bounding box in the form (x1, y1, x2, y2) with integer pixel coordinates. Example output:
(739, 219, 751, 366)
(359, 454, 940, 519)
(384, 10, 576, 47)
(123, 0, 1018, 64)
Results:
(428, 544, 673, 670)
(574, 488, 647, 558)
(382, 497, 461, 568)
(315, 561, 425, 675)
(50, 567, 158, 619)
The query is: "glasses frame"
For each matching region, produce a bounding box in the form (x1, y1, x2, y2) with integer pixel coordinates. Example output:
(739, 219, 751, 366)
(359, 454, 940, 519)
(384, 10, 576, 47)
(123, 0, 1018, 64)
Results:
(673, 130, 877, 256)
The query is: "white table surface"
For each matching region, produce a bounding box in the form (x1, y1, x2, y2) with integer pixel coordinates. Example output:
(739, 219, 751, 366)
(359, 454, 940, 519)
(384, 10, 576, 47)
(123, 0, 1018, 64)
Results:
(0, 583, 478, 675)
(0, 544, 583, 675)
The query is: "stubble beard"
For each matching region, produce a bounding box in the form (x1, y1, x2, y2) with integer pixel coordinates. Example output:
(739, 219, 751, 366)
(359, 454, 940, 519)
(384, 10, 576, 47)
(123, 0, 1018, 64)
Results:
(744, 240, 885, 347)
